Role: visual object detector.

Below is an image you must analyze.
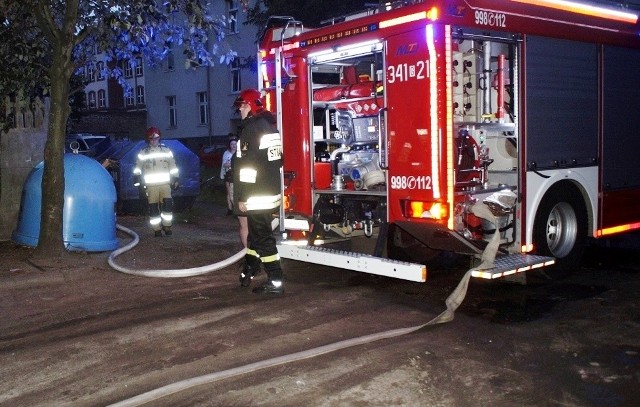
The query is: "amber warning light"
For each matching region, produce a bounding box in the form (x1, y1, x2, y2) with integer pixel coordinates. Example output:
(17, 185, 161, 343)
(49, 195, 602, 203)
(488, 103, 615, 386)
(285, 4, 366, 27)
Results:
(403, 200, 449, 220)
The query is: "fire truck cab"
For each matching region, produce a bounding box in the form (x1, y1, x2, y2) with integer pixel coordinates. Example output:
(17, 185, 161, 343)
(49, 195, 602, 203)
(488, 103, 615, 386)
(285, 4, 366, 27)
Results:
(257, 1, 640, 283)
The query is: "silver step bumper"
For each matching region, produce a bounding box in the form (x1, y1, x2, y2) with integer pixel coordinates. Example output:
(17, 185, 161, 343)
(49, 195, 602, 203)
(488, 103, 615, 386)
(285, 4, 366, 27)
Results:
(277, 243, 427, 282)
(470, 254, 555, 279)
(278, 242, 555, 283)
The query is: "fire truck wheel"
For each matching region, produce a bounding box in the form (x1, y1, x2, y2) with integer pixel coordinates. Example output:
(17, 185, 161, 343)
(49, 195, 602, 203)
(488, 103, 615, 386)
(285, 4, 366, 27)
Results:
(533, 183, 587, 272)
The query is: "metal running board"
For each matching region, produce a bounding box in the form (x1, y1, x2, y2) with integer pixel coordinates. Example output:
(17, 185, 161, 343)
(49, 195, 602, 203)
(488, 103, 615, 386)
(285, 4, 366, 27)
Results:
(277, 244, 427, 282)
(471, 254, 555, 279)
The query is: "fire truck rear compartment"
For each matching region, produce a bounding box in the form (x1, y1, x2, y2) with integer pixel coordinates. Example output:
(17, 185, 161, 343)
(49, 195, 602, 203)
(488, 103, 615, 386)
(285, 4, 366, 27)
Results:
(274, 20, 562, 282)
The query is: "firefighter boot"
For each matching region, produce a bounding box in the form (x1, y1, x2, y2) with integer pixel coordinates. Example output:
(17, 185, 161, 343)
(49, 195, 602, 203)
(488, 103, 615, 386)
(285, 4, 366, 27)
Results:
(163, 226, 172, 236)
(239, 254, 261, 287)
(252, 260, 284, 295)
(154, 230, 162, 237)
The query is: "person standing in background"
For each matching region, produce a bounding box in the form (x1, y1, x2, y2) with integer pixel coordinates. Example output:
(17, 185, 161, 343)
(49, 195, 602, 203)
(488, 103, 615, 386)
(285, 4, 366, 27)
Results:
(226, 137, 249, 248)
(133, 127, 179, 237)
(221, 138, 237, 216)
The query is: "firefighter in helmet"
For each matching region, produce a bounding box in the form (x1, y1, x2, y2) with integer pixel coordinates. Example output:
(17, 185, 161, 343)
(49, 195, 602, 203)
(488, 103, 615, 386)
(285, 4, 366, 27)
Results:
(233, 89, 284, 294)
(133, 127, 180, 237)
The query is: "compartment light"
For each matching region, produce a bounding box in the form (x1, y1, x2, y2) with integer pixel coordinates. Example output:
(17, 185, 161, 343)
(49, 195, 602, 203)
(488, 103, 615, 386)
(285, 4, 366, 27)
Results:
(308, 40, 382, 64)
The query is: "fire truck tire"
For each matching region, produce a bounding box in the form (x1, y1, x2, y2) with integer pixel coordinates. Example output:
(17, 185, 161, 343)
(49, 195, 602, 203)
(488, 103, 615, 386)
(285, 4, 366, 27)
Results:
(532, 183, 587, 271)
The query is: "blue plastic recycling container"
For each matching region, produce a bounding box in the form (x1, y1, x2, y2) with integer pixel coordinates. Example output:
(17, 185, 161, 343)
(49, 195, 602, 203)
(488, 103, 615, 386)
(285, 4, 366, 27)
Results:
(12, 153, 119, 252)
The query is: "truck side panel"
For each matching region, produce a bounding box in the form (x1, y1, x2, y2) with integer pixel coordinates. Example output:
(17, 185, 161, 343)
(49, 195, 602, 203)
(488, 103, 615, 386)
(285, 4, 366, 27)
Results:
(600, 45, 640, 229)
(602, 45, 640, 189)
(385, 25, 446, 224)
(280, 57, 314, 217)
(525, 36, 598, 171)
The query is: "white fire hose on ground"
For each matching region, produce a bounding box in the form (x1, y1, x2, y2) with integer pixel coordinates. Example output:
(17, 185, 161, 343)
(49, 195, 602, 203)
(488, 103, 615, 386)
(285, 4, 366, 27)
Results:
(107, 202, 502, 407)
(108, 224, 246, 278)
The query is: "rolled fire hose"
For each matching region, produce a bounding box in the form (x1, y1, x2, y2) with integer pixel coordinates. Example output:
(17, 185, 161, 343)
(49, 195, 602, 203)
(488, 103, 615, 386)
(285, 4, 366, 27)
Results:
(108, 204, 500, 407)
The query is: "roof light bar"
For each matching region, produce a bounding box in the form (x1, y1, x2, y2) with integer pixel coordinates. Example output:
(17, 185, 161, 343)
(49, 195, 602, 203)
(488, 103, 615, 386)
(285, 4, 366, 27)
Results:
(511, 0, 639, 24)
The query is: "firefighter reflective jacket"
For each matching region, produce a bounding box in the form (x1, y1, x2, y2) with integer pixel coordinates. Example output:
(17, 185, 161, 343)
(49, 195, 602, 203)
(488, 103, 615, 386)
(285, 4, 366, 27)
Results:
(133, 144, 179, 187)
(234, 111, 283, 213)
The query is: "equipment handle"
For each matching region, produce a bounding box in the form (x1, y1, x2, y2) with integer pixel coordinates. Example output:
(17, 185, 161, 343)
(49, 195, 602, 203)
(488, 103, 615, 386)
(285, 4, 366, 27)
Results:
(378, 107, 388, 169)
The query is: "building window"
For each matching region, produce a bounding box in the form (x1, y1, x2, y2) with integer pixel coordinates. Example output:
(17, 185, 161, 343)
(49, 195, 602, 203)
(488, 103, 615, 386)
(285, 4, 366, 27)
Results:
(136, 85, 145, 105)
(166, 44, 175, 71)
(87, 91, 96, 108)
(87, 64, 96, 82)
(96, 62, 105, 81)
(197, 92, 209, 125)
(135, 57, 144, 77)
(227, 0, 239, 34)
(125, 90, 134, 107)
(231, 59, 241, 93)
(168, 96, 177, 127)
(124, 60, 133, 78)
(98, 89, 106, 108)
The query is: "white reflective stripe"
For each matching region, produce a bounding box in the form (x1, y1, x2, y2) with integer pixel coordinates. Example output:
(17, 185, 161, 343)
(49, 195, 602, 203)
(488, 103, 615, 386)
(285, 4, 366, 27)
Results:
(271, 280, 283, 287)
(133, 168, 142, 175)
(161, 213, 173, 221)
(259, 133, 281, 149)
(245, 194, 281, 211)
(150, 217, 161, 225)
(138, 151, 174, 160)
(283, 218, 310, 231)
(144, 173, 171, 184)
(239, 168, 257, 183)
(169, 168, 179, 176)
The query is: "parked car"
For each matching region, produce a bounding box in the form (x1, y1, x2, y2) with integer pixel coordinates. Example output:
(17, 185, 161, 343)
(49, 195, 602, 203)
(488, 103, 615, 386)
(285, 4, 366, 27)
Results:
(197, 144, 226, 169)
(65, 133, 112, 158)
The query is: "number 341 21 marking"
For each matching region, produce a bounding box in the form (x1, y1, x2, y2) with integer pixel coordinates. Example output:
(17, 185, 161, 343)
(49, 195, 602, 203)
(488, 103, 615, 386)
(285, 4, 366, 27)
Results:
(387, 60, 430, 84)
(390, 175, 432, 190)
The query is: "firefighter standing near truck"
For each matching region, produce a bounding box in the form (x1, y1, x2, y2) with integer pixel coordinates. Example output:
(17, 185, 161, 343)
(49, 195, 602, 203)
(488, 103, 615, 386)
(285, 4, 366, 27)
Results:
(233, 89, 284, 295)
(133, 127, 180, 237)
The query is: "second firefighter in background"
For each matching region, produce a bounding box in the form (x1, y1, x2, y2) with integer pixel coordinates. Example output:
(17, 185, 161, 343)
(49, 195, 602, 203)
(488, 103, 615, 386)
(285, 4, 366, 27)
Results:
(133, 127, 180, 237)
(233, 89, 285, 295)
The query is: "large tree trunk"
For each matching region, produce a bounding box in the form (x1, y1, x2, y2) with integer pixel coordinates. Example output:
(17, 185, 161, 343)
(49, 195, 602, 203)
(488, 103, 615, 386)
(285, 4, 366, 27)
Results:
(35, 61, 70, 257)
(34, 3, 78, 258)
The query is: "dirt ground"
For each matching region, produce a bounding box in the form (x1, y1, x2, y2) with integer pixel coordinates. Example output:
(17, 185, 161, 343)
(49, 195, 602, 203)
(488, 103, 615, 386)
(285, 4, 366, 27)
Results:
(1, 196, 639, 407)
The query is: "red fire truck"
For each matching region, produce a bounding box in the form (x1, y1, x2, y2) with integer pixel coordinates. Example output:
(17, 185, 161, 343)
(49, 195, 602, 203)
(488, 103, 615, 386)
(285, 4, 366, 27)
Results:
(256, 0, 640, 282)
